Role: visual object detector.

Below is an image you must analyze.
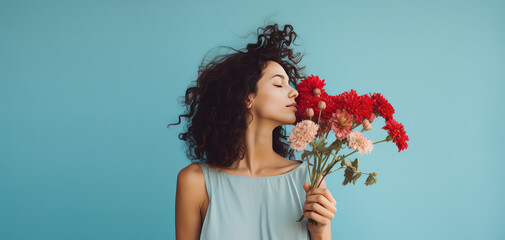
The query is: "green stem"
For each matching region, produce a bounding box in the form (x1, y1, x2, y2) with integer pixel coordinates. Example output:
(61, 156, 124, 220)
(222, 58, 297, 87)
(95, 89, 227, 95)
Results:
(320, 150, 331, 175)
(373, 139, 388, 144)
(310, 153, 316, 186)
(323, 152, 340, 175)
(339, 138, 388, 162)
(314, 151, 322, 187)
(342, 149, 358, 159)
(315, 152, 331, 187)
(303, 158, 312, 183)
(318, 109, 322, 126)
(328, 166, 345, 174)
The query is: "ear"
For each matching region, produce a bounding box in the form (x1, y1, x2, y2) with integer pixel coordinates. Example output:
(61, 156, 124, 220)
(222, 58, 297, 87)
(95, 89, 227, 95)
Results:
(246, 93, 255, 109)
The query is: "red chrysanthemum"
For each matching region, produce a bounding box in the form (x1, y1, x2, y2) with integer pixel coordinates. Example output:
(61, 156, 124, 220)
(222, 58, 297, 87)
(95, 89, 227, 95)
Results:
(382, 119, 409, 152)
(370, 93, 395, 121)
(332, 89, 373, 124)
(294, 75, 333, 125)
(294, 100, 316, 124)
(357, 94, 374, 124)
(295, 74, 330, 101)
(295, 92, 334, 124)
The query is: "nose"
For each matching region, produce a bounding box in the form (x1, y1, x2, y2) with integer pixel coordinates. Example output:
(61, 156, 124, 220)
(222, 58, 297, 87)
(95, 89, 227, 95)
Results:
(290, 89, 299, 98)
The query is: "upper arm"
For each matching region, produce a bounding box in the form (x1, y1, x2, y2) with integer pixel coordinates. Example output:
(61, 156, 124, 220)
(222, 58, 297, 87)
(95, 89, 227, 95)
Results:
(176, 163, 206, 240)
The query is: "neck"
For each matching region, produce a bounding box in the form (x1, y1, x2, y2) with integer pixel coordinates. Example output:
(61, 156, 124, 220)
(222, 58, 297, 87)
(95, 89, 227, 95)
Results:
(229, 118, 281, 175)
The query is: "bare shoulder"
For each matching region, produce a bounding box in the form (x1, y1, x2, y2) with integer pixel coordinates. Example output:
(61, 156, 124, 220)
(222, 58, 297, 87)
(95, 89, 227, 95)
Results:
(176, 162, 206, 239)
(178, 162, 204, 178)
(177, 163, 206, 196)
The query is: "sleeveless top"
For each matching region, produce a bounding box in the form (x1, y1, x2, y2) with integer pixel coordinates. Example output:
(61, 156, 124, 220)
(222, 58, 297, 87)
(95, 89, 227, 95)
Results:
(198, 160, 311, 240)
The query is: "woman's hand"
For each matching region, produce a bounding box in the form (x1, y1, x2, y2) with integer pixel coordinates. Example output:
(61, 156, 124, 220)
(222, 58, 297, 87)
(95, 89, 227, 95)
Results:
(302, 181, 337, 237)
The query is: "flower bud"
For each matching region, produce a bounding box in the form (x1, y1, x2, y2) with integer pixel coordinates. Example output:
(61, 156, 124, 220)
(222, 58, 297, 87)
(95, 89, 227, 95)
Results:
(318, 101, 326, 110)
(372, 172, 378, 176)
(369, 113, 376, 123)
(362, 119, 372, 131)
(306, 108, 314, 119)
(313, 88, 321, 96)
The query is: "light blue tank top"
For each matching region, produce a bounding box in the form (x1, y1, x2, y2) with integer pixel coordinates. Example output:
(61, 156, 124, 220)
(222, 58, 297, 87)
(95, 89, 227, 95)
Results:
(198, 160, 311, 240)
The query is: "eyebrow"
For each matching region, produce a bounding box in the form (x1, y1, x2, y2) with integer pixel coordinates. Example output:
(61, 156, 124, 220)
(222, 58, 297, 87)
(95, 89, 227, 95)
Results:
(271, 74, 289, 82)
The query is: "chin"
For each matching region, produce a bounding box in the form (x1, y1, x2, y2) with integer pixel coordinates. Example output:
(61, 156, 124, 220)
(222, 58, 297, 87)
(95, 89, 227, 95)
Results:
(273, 112, 297, 126)
(282, 117, 297, 125)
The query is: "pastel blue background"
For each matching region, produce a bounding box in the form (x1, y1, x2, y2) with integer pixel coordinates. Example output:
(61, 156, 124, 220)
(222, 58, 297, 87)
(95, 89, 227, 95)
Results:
(1, 0, 504, 239)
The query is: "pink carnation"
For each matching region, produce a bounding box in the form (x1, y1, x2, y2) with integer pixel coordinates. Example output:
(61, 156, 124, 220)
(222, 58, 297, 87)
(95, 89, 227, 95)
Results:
(347, 131, 373, 154)
(288, 120, 319, 151)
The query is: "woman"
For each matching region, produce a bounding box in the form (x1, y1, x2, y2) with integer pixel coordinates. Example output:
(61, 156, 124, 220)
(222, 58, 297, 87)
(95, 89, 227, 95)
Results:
(168, 23, 337, 240)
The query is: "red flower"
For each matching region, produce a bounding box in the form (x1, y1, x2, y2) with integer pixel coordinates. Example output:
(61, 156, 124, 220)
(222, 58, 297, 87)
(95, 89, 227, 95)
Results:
(329, 109, 354, 140)
(382, 119, 409, 152)
(295, 74, 330, 101)
(331, 89, 372, 125)
(332, 90, 359, 118)
(357, 94, 374, 124)
(294, 75, 332, 125)
(295, 100, 312, 123)
(295, 94, 333, 124)
(370, 93, 395, 121)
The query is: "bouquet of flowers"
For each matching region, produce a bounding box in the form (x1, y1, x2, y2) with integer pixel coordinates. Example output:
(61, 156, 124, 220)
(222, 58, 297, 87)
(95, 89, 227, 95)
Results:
(289, 75, 410, 225)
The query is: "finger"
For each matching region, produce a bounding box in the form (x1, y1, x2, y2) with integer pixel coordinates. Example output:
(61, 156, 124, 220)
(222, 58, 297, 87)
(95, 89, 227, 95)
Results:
(304, 210, 330, 226)
(303, 202, 335, 220)
(303, 182, 310, 193)
(308, 187, 337, 205)
(305, 194, 337, 214)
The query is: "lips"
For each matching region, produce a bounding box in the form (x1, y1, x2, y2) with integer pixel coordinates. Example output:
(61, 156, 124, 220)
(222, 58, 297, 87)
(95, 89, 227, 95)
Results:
(286, 102, 297, 109)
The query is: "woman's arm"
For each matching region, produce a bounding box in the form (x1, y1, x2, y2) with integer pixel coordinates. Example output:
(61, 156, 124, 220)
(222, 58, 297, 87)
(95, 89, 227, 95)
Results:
(305, 178, 335, 240)
(310, 214, 331, 240)
(176, 163, 206, 240)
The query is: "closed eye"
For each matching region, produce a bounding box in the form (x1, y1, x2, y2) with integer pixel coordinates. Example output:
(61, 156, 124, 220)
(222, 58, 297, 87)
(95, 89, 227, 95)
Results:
(275, 85, 282, 88)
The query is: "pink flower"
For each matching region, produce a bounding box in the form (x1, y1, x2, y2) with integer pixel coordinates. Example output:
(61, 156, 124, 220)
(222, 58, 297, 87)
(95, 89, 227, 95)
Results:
(347, 131, 373, 154)
(369, 113, 376, 123)
(306, 108, 314, 120)
(362, 119, 372, 131)
(288, 120, 319, 151)
(329, 109, 354, 140)
(318, 101, 326, 110)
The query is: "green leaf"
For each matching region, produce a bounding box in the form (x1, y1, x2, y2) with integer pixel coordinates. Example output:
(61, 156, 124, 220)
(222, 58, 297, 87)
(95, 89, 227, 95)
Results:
(342, 167, 354, 186)
(351, 172, 361, 185)
(301, 150, 313, 160)
(365, 175, 375, 186)
(340, 158, 347, 168)
(344, 160, 352, 168)
(312, 137, 328, 153)
(328, 139, 344, 152)
(351, 158, 359, 171)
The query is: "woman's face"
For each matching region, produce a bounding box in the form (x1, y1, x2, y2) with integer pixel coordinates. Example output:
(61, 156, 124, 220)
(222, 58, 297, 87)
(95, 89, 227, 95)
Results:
(246, 61, 299, 126)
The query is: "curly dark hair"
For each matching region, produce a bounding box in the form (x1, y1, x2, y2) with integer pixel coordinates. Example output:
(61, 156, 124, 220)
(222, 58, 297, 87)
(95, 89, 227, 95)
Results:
(167, 23, 307, 168)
